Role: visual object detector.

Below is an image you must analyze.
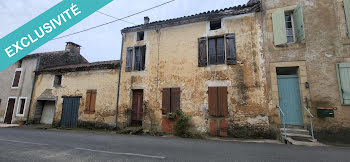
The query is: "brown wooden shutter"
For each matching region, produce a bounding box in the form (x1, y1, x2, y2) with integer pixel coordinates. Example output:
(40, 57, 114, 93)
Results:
(208, 87, 218, 116)
(90, 90, 97, 113)
(225, 34, 237, 65)
(85, 90, 92, 113)
(12, 70, 21, 87)
(125, 47, 133, 72)
(217, 87, 228, 117)
(171, 88, 181, 113)
(162, 88, 171, 114)
(198, 37, 208, 67)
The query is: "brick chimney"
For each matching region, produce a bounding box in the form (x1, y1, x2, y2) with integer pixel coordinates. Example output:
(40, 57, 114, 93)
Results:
(65, 42, 81, 54)
(144, 16, 150, 24)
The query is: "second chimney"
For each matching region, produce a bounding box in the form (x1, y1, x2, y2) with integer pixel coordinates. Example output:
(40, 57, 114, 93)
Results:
(144, 16, 150, 24)
(65, 42, 81, 54)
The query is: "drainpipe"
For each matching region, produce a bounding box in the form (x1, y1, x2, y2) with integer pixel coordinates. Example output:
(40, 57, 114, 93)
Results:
(115, 33, 125, 128)
(26, 56, 40, 125)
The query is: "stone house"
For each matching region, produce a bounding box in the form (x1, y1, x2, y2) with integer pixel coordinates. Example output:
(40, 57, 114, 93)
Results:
(0, 42, 87, 124)
(117, 2, 270, 137)
(28, 60, 119, 129)
(261, 0, 350, 142)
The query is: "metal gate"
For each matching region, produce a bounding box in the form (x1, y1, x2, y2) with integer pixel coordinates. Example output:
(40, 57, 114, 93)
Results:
(61, 97, 80, 128)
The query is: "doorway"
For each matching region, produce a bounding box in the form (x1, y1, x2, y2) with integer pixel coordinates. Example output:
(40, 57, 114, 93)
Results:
(4, 98, 16, 124)
(131, 90, 143, 127)
(61, 97, 80, 128)
(40, 101, 56, 124)
(277, 67, 303, 126)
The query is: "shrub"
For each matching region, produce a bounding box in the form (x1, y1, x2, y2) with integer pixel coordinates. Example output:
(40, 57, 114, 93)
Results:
(173, 110, 192, 138)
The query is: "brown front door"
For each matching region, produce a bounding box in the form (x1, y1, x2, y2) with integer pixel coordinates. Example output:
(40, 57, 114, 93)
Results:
(131, 90, 143, 126)
(4, 98, 16, 124)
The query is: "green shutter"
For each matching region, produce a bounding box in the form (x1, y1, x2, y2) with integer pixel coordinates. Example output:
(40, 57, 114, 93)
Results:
(344, 0, 350, 38)
(294, 3, 305, 41)
(337, 63, 350, 105)
(272, 9, 287, 46)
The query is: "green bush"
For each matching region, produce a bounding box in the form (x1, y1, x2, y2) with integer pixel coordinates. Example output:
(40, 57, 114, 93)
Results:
(173, 110, 192, 138)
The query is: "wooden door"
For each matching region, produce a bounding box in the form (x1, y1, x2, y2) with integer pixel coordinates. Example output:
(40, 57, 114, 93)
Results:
(4, 98, 16, 124)
(131, 90, 143, 126)
(61, 97, 80, 128)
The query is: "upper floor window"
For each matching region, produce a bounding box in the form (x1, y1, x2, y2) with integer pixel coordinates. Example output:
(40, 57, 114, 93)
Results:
(210, 20, 222, 30)
(272, 4, 305, 46)
(11, 68, 22, 88)
(53, 75, 62, 88)
(137, 31, 144, 41)
(336, 63, 350, 105)
(198, 33, 237, 67)
(125, 46, 146, 72)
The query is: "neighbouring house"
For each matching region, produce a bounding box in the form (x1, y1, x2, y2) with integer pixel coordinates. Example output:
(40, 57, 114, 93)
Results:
(117, 1, 271, 137)
(28, 60, 120, 129)
(0, 42, 87, 124)
(261, 0, 350, 143)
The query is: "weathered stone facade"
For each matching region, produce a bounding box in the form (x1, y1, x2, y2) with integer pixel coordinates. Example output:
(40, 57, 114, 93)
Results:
(29, 61, 119, 129)
(118, 2, 273, 137)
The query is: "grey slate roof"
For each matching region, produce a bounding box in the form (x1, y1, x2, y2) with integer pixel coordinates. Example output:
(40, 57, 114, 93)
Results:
(37, 60, 120, 73)
(121, 1, 261, 33)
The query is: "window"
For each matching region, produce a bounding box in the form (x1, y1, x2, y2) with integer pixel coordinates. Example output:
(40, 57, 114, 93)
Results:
(125, 46, 146, 72)
(208, 87, 228, 117)
(85, 90, 97, 114)
(137, 31, 144, 41)
(336, 63, 350, 105)
(16, 97, 26, 116)
(53, 75, 62, 87)
(209, 37, 225, 65)
(11, 68, 22, 88)
(285, 12, 295, 43)
(198, 33, 237, 67)
(272, 3, 305, 46)
(210, 20, 222, 30)
(162, 88, 181, 114)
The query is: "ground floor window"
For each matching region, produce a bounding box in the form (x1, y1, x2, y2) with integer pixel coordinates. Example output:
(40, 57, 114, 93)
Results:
(208, 87, 228, 117)
(162, 88, 181, 114)
(16, 97, 26, 116)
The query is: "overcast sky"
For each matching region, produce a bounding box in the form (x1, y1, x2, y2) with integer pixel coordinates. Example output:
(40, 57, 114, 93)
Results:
(0, 0, 249, 62)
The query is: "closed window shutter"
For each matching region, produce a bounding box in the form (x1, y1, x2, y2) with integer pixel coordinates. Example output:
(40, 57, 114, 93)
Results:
(217, 87, 228, 117)
(272, 9, 287, 46)
(12, 70, 21, 87)
(90, 90, 97, 113)
(198, 37, 208, 67)
(171, 88, 181, 113)
(125, 47, 133, 72)
(208, 87, 218, 116)
(337, 63, 350, 105)
(344, 0, 350, 38)
(141, 46, 146, 70)
(225, 33, 237, 65)
(85, 90, 92, 113)
(162, 88, 171, 114)
(294, 3, 305, 41)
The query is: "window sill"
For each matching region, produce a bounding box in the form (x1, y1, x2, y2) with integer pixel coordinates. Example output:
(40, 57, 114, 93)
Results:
(272, 41, 306, 51)
(84, 110, 95, 114)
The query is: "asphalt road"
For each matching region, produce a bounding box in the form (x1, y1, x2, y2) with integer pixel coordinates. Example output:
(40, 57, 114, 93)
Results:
(0, 128, 349, 161)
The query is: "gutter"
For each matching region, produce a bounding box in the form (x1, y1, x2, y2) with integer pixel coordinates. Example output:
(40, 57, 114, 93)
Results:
(115, 33, 124, 128)
(26, 55, 40, 124)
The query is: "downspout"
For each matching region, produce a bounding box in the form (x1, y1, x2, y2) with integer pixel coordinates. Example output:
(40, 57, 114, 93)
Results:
(115, 33, 125, 128)
(26, 55, 40, 124)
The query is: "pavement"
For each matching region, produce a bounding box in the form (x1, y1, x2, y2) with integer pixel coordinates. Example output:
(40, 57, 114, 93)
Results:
(0, 124, 19, 128)
(0, 127, 349, 161)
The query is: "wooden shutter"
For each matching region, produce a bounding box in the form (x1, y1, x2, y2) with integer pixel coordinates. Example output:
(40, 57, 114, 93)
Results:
(85, 90, 92, 113)
(90, 90, 97, 113)
(125, 47, 133, 72)
(217, 87, 228, 117)
(272, 9, 287, 46)
(337, 63, 350, 105)
(294, 3, 305, 41)
(141, 46, 146, 70)
(344, 0, 350, 38)
(162, 88, 171, 114)
(12, 70, 21, 87)
(171, 88, 181, 113)
(225, 34, 237, 65)
(208, 87, 218, 116)
(198, 37, 208, 67)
